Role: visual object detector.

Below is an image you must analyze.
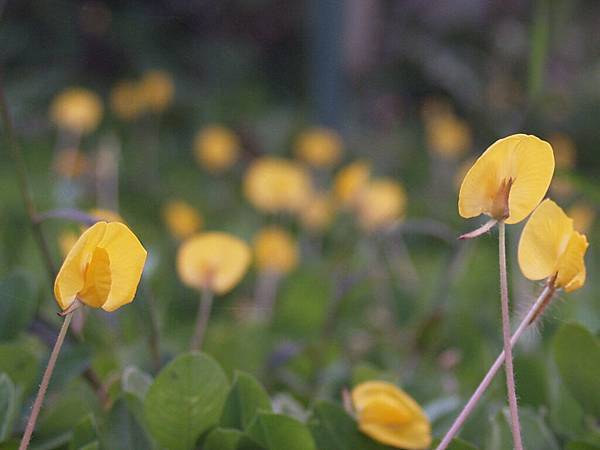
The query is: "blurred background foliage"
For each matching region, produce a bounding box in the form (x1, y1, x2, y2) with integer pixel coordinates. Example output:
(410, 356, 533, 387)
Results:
(0, 0, 599, 449)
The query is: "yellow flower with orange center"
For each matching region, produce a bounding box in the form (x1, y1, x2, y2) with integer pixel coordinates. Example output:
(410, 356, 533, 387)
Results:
(54, 222, 147, 312)
(244, 157, 312, 214)
(177, 232, 251, 295)
(162, 200, 203, 240)
(458, 134, 555, 224)
(352, 381, 431, 450)
(518, 199, 588, 292)
(253, 226, 298, 275)
(193, 125, 240, 172)
(138, 70, 174, 113)
(334, 160, 371, 208)
(295, 127, 343, 168)
(50, 88, 103, 135)
(356, 178, 407, 232)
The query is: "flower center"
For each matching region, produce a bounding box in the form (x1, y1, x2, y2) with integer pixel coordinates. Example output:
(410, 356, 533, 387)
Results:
(490, 177, 514, 220)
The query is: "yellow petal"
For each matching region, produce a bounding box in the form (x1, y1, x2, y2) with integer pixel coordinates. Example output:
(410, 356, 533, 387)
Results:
(334, 161, 371, 208)
(78, 247, 111, 308)
(163, 200, 203, 240)
(556, 231, 588, 292)
(193, 125, 240, 172)
(355, 179, 407, 231)
(97, 222, 147, 311)
(295, 127, 343, 168)
(177, 232, 251, 295)
(253, 226, 298, 274)
(352, 381, 426, 420)
(54, 222, 108, 310)
(518, 199, 573, 281)
(458, 134, 554, 224)
(50, 87, 103, 134)
(359, 419, 431, 450)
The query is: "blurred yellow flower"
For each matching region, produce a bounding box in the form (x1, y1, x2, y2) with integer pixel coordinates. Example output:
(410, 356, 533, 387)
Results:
(458, 134, 555, 224)
(425, 113, 472, 158)
(193, 125, 240, 172)
(356, 179, 407, 231)
(518, 199, 588, 292)
(254, 226, 298, 274)
(138, 70, 174, 113)
(163, 200, 203, 240)
(548, 132, 576, 171)
(58, 230, 79, 258)
(54, 222, 147, 312)
(550, 176, 576, 199)
(334, 160, 371, 208)
(50, 87, 103, 135)
(568, 202, 595, 234)
(52, 148, 89, 178)
(177, 232, 251, 295)
(295, 127, 343, 168)
(352, 381, 431, 450)
(244, 157, 312, 214)
(89, 208, 124, 224)
(301, 191, 335, 232)
(110, 80, 144, 121)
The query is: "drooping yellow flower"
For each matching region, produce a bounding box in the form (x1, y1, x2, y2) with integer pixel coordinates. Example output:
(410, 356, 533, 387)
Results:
(52, 148, 90, 178)
(425, 113, 472, 159)
(138, 70, 174, 113)
(50, 87, 103, 135)
(356, 179, 407, 231)
(253, 226, 298, 275)
(351, 381, 431, 450)
(110, 80, 144, 121)
(518, 199, 588, 292)
(89, 208, 124, 224)
(334, 160, 371, 208)
(568, 202, 595, 234)
(244, 157, 312, 214)
(193, 125, 240, 172)
(548, 132, 576, 171)
(177, 232, 251, 295)
(301, 191, 335, 232)
(54, 222, 147, 312)
(458, 134, 555, 224)
(295, 127, 343, 168)
(163, 200, 203, 240)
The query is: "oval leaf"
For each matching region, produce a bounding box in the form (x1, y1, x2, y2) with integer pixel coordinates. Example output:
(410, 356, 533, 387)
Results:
(220, 371, 271, 430)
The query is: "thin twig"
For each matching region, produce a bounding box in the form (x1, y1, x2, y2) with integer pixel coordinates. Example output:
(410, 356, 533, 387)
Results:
(498, 221, 524, 450)
(436, 282, 555, 450)
(190, 287, 214, 351)
(35, 208, 99, 226)
(19, 311, 73, 450)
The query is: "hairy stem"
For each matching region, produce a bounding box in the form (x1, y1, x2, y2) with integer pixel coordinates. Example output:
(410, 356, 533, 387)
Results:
(19, 311, 73, 450)
(498, 221, 524, 450)
(435, 283, 554, 450)
(190, 287, 214, 351)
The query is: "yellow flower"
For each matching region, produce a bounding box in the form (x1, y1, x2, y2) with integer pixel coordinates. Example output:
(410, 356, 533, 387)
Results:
(518, 199, 588, 292)
(110, 80, 144, 121)
(244, 157, 312, 214)
(138, 70, 174, 113)
(254, 226, 298, 274)
(568, 202, 595, 234)
(54, 222, 147, 312)
(458, 134, 555, 224)
(89, 208, 124, 224)
(352, 381, 431, 450)
(193, 125, 240, 172)
(425, 113, 472, 158)
(334, 160, 371, 208)
(177, 232, 251, 295)
(50, 87, 103, 135)
(301, 191, 335, 232)
(163, 200, 203, 240)
(548, 132, 576, 171)
(52, 148, 89, 178)
(356, 179, 407, 231)
(295, 127, 343, 168)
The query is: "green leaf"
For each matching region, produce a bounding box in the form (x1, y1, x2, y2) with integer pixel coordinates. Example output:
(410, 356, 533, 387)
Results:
(144, 352, 229, 450)
(102, 399, 153, 450)
(553, 323, 600, 416)
(221, 371, 271, 430)
(247, 412, 316, 450)
(0, 272, 37, 340)
(0, 374, 19, 443)
(68, 414, 97, 450)
(567, 443, 600, 450)
(204, 428, 258, 450)
(0, 340, 40, 395)
(431, 437, 478, 450)
(308, 401, 393, 450)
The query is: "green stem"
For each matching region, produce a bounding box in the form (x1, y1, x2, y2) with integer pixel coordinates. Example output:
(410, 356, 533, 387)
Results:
(498, 221, 524, 450)
(190, 288, 214, 351)
(19, 312, 73, 450)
